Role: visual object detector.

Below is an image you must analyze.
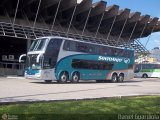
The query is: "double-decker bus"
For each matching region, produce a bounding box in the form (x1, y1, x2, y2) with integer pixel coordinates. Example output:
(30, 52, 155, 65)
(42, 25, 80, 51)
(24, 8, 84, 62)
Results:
(134, 63, 160, 78)
(19, 36, 134, 83)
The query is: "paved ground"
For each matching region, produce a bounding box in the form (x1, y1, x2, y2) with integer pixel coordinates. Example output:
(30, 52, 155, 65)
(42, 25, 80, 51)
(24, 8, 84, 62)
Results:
(0, 77, 160, 103)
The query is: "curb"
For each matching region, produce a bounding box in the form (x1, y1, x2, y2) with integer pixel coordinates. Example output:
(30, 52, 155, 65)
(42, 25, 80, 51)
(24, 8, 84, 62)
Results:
(0, 94, 160, 105)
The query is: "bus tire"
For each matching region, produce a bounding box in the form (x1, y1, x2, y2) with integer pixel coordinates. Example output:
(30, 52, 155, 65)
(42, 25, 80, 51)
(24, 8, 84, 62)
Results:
(142, 74, 148, 78)
(59, 71, 68, 83)
(118, 74, 124, 82)
(111, 73, 118, 83)
(44, 80, 52, 83)
(71, 72, 80, 83)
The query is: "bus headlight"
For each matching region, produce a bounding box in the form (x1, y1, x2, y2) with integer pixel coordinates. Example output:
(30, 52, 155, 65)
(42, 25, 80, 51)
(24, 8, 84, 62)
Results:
(35, 73, 41, 77)
(35, 70, 41, 77)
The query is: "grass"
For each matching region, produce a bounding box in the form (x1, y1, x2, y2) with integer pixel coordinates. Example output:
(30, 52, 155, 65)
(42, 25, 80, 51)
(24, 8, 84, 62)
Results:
(0, 96, 160, 120)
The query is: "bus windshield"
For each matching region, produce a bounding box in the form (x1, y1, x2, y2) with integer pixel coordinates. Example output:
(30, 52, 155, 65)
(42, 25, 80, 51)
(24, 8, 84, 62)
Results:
(29, 38, 48, 51)
(26, 54, 43, 70)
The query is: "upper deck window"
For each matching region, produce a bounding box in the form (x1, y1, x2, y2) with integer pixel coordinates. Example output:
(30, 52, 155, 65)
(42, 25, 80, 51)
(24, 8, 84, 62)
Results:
(29, 38, 48, 51)
(63, 40, 134, 58)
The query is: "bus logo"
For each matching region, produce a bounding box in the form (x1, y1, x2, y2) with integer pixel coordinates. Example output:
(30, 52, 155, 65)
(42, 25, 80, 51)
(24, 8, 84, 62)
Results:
(98, 56, 123, 62)
(124, 58, 130, 64)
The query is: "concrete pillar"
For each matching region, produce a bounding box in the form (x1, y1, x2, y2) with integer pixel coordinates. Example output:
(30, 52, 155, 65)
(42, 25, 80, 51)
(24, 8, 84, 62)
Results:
(27, 39, 31, 52)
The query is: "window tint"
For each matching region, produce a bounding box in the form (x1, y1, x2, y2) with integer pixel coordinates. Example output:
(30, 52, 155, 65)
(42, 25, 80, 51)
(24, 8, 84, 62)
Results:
(72, 59, 113, 70)
(76, 42, 88, 52)
(135, 64, 160, 70)
(100, 47, 112, 55)
(29, 38, 48, 51)
(43, 39, 62, 69)
(63, 40, 98, 54)
(141, 64, 160, 69)
(63, 40, 133, 57)
(29, 40, 38, 51)
(36, 40, 46, 51)
(155, 64, 160, 69)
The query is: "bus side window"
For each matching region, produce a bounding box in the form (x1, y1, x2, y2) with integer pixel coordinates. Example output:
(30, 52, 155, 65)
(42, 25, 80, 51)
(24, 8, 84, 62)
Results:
(88, 46, 96, 54)
(109, 48, 114, 56)
(43, 38, 62, 69)
(49, 58, 52, 67)
(63, 40, 70, 51)
(77, 43, 87, 52)
(114, 49, 118, 56)
(100, 47, 107, 55)
(156, 64, 160, 69)
(101, 47, 111, 56)
(119, 50, 123, 57)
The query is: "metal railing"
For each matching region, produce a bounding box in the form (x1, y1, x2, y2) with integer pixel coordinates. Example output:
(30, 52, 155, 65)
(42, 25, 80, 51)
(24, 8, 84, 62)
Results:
(0, 62, 25, 76)
(0, 21, 150, 54)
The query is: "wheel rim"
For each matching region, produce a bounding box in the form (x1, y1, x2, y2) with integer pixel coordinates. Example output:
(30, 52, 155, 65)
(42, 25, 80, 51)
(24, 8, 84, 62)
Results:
(61, 73, 67, 82)
(143, 74, 147, 78)
(112, 75, 117, 82)
(72, 73, 79, 82)
(119, 75, 124, 82)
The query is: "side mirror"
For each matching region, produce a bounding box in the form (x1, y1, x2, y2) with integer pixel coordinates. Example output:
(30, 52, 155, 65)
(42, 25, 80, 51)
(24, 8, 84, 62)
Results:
(19, 54, 26, 63)
(36, 54, 43, 63)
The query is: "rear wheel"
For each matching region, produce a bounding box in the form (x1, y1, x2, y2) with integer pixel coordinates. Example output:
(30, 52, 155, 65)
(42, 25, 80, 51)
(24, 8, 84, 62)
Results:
(118, 74, 124, 82)
(71, 72, 80, 83)
(59, 72, 68, 83)
(142, 74, 148, 78)
(111, 74, 118, 83)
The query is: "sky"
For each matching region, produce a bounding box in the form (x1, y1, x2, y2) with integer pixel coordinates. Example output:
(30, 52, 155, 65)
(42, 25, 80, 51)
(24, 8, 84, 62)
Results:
(93, 0, 160, 50)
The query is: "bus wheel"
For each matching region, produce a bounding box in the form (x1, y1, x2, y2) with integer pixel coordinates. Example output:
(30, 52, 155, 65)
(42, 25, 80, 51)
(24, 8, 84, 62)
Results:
(111, 74, 118, 83)
(59, 72, 68, 83)
(142, 74, 148, 78)
(71, 72, 80, 83)
(118, 74, 124, 82)
(45, 80, 52, 83)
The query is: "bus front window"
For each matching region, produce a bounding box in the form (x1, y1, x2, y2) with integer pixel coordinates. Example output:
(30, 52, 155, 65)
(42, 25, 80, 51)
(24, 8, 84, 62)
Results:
(29, 38, 48, 51)
(26, 54, 43, 70)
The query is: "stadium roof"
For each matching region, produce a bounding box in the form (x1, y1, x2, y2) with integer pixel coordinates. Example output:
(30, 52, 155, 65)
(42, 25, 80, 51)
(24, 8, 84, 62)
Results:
(0, 0, 160, 54)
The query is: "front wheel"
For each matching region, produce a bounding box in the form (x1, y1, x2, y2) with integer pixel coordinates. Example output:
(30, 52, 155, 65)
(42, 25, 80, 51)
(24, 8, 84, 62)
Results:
(71, 72, 80, 83)
(59, 72, 68, 83)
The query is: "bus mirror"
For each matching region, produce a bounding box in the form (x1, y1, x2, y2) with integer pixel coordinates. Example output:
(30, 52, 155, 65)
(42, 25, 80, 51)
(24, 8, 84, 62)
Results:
(19, 54, 26, 63)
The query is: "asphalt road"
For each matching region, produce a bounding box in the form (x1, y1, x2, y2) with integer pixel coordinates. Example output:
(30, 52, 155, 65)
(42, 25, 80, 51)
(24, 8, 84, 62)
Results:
(0, 77, 160, 103)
